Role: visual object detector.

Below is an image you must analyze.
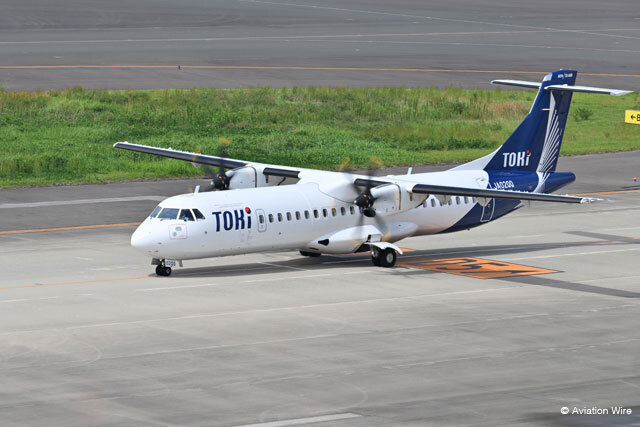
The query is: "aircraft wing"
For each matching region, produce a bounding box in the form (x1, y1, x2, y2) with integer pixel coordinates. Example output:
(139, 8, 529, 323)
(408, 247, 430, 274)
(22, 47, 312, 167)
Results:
(115, 142, 591, 203)
(113, 142, 301, 179)
(355, 178, 592, 204)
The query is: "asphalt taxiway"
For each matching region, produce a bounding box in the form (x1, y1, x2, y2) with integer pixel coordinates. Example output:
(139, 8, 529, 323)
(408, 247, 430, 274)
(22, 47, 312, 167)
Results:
(1, 151, 639, 426)
(1, 0, 639, 90)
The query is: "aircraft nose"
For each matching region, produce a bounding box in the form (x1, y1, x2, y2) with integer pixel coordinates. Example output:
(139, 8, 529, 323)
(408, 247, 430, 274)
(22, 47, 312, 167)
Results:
(131, 223, 158, 253)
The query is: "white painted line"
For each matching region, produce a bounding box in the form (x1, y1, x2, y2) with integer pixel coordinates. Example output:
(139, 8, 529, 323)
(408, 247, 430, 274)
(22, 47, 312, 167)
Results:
(0, 196, 165, 209)
(244, 271, 364, 283)
(0, 299, 28, 303)
(137, 283, 218, 292)
(600, 226, 640, 231)
(238, 0, 552, 30)
(2, 28, 639, 45)
(66, 286, 525, 330)
(295, 38, 640, 55)
(575, 275, 640, 284)
(258, 262, 307, 271)
(232, 413, 361, 427)
(245, 273, 332, 283)
(503, 247, 640, 261)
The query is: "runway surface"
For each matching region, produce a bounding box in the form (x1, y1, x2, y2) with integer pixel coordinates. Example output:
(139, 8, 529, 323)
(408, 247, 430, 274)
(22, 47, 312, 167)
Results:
(1, 0, 640, 90)
(1, 151, 639, 426)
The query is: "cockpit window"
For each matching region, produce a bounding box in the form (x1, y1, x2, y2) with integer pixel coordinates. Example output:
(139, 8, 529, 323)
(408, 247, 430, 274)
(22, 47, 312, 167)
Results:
(157, 208, 179, 220)
(193, 209, 205, 220)
(179, 209, 195, 221)
(150, 206, 162, 218)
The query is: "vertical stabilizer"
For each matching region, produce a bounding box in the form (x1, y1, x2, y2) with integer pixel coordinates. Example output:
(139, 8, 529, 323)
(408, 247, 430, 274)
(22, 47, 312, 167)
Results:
(453, 69, 577, 178)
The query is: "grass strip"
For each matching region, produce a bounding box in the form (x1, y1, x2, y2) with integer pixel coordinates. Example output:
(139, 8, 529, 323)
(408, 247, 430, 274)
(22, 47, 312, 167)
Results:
(0, 86, 638, 187)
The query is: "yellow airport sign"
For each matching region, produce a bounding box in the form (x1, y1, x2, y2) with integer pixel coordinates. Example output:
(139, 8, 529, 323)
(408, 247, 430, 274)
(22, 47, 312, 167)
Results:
(625, 110, 640, 125)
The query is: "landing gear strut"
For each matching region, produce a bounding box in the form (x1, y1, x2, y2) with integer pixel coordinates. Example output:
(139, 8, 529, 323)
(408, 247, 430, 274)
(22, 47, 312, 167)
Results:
(155, 264, 172, 277)
(371, 247, 396, 268)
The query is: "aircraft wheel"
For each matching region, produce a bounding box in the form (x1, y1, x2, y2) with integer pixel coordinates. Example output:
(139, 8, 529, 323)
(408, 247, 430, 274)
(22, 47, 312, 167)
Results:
(156, 265, 172, 277)
(371, 248, 381, 266)
(299, 250, 321, 257)
(379, 248, 397, 268)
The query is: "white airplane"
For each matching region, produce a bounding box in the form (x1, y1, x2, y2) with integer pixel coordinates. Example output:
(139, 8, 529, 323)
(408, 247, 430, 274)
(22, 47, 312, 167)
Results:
(116, 70, 632, 276)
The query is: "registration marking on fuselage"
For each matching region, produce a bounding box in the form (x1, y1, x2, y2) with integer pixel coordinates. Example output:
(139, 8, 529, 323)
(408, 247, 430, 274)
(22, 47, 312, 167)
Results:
(397, 257, 559, 279)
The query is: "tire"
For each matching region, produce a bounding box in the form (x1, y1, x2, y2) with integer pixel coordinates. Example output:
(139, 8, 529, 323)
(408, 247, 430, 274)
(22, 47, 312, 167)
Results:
(379, 248, 397, 268)
(370, 248, 381, 267)
(371, 255, 381, 267)
(299, 250, 321, 257)
(156, 265, 172, 276)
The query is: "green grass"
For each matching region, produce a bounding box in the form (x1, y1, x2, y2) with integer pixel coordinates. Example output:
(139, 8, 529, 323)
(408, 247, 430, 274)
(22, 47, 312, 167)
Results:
(0, 86, 638, 187)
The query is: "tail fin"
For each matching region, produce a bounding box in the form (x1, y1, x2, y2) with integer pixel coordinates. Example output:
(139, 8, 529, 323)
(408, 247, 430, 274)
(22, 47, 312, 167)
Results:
(488, 70, 577, 173)
(455, 69, 578, 174)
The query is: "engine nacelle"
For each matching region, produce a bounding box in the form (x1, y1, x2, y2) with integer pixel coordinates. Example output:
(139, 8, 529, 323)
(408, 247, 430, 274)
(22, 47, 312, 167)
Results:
(228, 166, 257, 189)
(306, 225, 382, 254)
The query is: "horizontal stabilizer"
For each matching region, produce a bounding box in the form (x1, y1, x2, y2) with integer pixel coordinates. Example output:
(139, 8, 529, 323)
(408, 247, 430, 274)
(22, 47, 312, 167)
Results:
(544, 84, 632, 96)
(490, 79, 541, 89)
(491, 80, 632, 96)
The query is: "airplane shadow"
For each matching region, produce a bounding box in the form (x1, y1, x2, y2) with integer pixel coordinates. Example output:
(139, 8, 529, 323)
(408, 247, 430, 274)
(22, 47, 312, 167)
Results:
(170, 234, 635, 280)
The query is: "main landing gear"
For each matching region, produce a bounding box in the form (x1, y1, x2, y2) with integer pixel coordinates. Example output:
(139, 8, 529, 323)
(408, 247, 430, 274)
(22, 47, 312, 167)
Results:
(155, 264, 172, 277)
(371, 247, 397, 268)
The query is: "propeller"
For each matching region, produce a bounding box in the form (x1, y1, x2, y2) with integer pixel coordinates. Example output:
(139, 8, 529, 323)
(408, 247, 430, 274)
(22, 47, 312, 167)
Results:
(193, 138, 233, 192)
(352, 156, 384, 218)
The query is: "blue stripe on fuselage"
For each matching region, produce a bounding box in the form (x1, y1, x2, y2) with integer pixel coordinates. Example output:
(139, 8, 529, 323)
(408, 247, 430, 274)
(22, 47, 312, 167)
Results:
(439, 170, 575, 234)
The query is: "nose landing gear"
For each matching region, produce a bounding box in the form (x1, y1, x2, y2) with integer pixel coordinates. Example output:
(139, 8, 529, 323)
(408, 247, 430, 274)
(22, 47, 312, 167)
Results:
(155, 264, 172, 277)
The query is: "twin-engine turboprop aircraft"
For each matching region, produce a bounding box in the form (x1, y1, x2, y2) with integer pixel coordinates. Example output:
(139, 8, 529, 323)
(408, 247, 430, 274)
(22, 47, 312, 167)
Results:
(116, 70, 632, 276)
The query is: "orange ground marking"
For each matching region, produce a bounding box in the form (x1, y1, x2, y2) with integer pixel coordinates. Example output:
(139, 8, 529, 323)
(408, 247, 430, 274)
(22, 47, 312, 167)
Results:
(397, 257, 558, 279)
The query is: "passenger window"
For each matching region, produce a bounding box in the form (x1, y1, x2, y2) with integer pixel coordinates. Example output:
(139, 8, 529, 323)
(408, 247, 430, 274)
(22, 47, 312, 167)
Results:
(150, 206, 162, 218)
(304, 210, 310, 219)
(295, 211, 301, 220)
(259, 214, 265, 224)
(322, 208, 328, 218)
(193, 209, 205, 220)
(268, 214, 274, 223)
(455, 197, 460, 205)
(431, 199, 436, 208)
(331, 208, 337, 217)
(314, 209, 319, 218)
(179, 209, 195, 221)
(157, 208, 179, 220)
(286, 212, 292, 221)
(277, 213, 283, 222)
(340, 207, 346, 216)
(350, 206, 355, 215)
